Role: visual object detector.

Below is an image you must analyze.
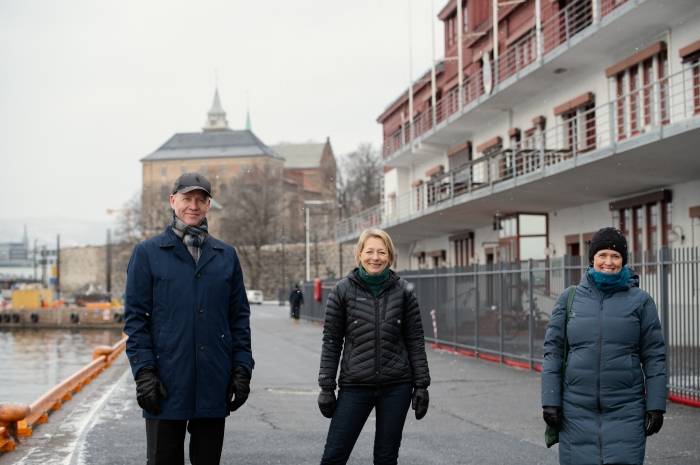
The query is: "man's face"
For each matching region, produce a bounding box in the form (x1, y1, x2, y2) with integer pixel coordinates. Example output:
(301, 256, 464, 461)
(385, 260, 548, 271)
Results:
(169, 190, 210, 226)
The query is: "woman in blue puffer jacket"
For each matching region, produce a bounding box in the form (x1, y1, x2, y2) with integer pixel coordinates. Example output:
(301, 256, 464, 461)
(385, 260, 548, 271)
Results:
(542, 227, 667, 465)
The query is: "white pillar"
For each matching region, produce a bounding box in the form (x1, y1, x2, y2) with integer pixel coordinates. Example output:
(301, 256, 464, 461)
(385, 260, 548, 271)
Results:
(408, 0, 415, 141)
(430, 0, 437, 126)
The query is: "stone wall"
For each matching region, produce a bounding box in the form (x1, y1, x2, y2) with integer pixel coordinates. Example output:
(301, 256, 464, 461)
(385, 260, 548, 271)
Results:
(59, 240, 357, 302)
(249, 241, 356, 301)
(60, 243, 133, 297)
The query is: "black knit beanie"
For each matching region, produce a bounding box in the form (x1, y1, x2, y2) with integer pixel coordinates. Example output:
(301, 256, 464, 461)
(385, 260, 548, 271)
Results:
(588, 227, 628, 265)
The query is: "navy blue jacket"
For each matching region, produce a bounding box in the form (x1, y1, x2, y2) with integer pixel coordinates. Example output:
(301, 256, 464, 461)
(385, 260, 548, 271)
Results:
(124, 226, 254, 420)
(542, 270, 666, 465)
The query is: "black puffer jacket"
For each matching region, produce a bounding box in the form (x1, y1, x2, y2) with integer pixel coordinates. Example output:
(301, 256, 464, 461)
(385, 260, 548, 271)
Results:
(318, 268, 430, 390)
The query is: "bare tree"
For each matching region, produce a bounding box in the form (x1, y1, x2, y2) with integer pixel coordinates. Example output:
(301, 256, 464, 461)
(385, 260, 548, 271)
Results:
(218, 163, 286, 290)
(337, 143, 382, 217)
(114, 188, 171, 244)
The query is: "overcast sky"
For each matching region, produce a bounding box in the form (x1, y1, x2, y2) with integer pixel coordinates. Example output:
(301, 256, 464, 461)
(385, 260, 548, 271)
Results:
(0, 0, 443, 245)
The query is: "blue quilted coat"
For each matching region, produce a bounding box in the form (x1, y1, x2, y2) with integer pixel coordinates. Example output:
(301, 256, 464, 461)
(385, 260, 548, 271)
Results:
(542, 269, 667, 465)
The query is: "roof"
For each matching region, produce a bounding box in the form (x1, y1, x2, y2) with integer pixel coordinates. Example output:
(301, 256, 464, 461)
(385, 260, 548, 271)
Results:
(142, 129, 281, 161)
(270, 142, 328, 169)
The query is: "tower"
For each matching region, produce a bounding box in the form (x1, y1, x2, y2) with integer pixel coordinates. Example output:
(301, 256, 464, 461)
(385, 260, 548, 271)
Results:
(203, 88, 229, 131)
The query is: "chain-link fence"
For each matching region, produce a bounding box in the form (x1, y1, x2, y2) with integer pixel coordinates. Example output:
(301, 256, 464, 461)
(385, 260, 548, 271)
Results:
(301, 247, 700, 405)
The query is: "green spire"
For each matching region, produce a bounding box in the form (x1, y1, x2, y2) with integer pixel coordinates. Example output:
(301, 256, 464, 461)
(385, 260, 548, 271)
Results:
(245, 108, 251, 130)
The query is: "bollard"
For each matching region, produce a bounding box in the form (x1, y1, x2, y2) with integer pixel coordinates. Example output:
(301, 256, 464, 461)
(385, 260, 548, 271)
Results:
(0, 403, 30, 423)
(0, 403, 30, 452)
(92, 345, 113, 360)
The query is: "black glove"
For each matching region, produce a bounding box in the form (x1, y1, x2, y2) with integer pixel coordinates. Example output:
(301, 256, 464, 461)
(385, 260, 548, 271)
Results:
(542, 406, 561, 430)
(645, 410, 664, 436)
(317, 389, 336, 418)
(135, 367, 167, 415)
(412, 388, 429, 420)
(228, 366, 251, 412)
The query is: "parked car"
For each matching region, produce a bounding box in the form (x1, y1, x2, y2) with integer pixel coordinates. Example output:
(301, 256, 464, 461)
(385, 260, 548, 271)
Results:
(246, 290, 263, 305)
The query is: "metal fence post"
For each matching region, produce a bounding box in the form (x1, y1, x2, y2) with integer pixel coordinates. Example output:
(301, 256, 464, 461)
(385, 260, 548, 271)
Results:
(475, 268, 480, 355)
(434, 267, 439, 342)
(660, 247, 670, 346)
(499, 262, 504, 364)
(453, 270, 458, 347)
(528, 259, 535, 370)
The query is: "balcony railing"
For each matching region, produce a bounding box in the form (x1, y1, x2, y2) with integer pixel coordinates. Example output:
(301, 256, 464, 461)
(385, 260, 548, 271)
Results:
(341, 61, 700, 240)
(382, 0, 631, 159)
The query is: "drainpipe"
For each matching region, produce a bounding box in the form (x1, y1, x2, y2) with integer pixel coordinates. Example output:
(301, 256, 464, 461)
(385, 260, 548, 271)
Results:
(535, 0, 543, 60)
(493, 0, 499, 83)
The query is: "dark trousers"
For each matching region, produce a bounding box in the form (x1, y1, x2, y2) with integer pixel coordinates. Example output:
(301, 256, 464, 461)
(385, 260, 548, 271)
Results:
(145, 418, 225, 465)
(320, 383, 413, 465)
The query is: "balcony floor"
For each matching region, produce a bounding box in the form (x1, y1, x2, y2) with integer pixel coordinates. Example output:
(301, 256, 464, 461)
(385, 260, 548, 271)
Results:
(382, 119, 700, 244)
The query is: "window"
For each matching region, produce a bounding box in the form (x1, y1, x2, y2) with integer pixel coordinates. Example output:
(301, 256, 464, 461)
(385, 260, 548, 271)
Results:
(415, 252, 426, 269)
(680, 39, 700, 115)
(642, 59, 653, 127)
(608, 43, 669, 139)
(496, 213, 548, 262)
(412, 181, 424, 212)
(446, 16, 456, 47)
(629, 65, 640, 135)
(611, 190, 673, 260)
(616, 73, 626, 140)
(561, 102, 596, 154)
(658, 51, 669, 124)
(451, 231, 474, 268)
(471, 0, 489, 29)
(463, 1, 468, 33)
(690, 57, 700, 114)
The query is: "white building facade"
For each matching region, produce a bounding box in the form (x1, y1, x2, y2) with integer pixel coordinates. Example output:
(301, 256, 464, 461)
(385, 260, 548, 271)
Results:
(338, 0, 700, 271)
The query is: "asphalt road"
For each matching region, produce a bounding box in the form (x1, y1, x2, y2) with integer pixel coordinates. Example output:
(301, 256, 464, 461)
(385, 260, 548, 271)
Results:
(3, 303, 699, 465)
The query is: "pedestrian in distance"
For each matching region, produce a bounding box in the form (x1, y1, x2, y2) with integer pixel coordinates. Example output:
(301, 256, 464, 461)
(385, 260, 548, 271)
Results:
(124, 172, 254, 465)
(542, 227, 667, 465)
(289, 283, 304, 319)
(317, 228, 430, 465)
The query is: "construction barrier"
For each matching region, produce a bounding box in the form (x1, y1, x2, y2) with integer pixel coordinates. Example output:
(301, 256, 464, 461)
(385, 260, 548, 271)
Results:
(0, 336, 127, 453)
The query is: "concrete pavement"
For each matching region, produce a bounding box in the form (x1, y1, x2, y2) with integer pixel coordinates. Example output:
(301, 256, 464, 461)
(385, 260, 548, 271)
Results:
(2, 303, 699, 464)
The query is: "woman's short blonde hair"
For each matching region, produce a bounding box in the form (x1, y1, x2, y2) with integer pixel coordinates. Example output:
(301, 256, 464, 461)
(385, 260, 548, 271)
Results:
(354, 228, 396, 267)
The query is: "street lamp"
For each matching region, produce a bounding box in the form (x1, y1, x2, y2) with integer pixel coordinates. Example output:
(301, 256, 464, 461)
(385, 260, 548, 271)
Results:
(304, 200, 334, 281)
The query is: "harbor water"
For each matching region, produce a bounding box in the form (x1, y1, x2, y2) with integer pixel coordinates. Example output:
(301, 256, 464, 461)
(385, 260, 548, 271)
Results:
(0, 328, 124, 405)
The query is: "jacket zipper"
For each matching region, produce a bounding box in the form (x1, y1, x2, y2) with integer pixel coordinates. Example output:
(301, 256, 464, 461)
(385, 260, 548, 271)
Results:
(374, 296, 380, 383)
(597, 293, 604, 465)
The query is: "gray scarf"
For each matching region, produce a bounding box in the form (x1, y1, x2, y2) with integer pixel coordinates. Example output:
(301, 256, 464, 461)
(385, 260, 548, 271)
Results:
(171, 215, 208, 263)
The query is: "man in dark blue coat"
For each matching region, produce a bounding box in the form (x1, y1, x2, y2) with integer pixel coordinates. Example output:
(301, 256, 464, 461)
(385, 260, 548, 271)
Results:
(124, 172, 254, 465)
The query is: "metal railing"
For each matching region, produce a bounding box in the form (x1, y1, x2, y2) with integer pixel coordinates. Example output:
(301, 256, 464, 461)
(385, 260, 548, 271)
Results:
(382, 0, 632, 159)
(0, 336, 127, 452)
(340, 60, 700, 240)
(301, 248, 700, 407)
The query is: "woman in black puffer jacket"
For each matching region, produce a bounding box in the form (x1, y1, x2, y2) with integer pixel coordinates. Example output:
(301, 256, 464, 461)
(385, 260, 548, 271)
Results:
(317, 228, 430, 465)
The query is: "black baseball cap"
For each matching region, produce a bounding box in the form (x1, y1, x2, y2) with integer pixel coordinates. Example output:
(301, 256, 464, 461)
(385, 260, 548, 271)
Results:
(172, 172, 212, 197)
